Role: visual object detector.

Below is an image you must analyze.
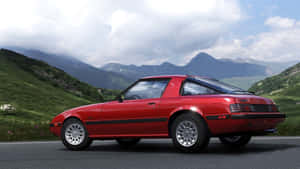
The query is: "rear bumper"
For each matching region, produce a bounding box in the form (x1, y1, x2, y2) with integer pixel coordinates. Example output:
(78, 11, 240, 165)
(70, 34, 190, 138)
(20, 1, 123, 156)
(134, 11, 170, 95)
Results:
(206, 113, 286, 136)
(231, 113, 286, 119)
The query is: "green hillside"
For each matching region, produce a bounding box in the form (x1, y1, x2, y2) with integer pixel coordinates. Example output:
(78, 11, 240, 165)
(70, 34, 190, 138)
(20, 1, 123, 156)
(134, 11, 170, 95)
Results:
(0, 49, 119, 141)
(249, 62, 300, 135)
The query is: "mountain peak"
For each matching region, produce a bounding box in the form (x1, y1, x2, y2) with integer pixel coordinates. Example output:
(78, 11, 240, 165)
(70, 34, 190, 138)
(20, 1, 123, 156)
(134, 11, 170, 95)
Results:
(161, 62, 173, 66)
(193, 52, 214, 60)
(187, 52, 216, 66)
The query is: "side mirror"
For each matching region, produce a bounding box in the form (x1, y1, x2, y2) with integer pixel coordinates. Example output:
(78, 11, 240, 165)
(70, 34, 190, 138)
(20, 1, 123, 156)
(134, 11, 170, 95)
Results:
(118, 95, 125, 103)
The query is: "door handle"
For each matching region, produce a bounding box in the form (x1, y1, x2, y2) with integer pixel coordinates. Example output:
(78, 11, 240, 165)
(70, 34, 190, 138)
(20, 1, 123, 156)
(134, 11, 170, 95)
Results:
(148, 102, 156, 105)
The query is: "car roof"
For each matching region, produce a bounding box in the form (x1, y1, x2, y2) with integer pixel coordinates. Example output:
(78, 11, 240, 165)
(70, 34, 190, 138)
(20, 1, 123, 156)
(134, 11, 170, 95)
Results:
(141, 75, 213, 80)
(141, 75, 188, 80)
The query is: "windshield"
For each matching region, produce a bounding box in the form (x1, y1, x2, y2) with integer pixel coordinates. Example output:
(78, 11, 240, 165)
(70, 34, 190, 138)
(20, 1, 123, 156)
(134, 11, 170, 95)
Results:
(189, 76, 253, 95)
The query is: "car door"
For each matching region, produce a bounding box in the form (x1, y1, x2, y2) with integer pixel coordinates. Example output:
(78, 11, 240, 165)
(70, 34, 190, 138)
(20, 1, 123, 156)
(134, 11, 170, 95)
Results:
(97, 79, 170, 136)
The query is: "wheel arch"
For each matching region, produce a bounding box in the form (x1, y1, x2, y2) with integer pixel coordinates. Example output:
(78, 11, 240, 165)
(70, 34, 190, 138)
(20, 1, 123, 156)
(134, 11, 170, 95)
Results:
(168, 108, 210, 137)
(63, 113, 84, 125)
(61, 115, 90, 137)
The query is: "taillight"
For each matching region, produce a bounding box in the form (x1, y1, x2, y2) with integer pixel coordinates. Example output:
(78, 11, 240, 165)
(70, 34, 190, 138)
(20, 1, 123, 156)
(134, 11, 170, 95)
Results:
(230, 104, 254, 112)
(230, 104, 279, 113)
(267, 104, 279, 112)
(270, 105, 279, 112)
(230, 104, 241, 112)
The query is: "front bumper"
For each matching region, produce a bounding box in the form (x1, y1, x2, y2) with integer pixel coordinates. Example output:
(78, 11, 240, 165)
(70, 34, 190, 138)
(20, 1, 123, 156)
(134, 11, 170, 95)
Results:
(49, 122, 62, 137)
(206, 113, 286, 135)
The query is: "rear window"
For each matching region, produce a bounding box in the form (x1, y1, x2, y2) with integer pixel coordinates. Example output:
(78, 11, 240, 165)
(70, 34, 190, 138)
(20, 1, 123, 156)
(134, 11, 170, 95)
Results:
(181, 81, 218, 96)
(188, 77, 253, 95)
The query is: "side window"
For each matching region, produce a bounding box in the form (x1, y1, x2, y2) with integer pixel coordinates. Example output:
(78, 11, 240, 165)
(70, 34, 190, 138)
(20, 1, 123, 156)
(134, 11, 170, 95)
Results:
(182, 81, 217, 96)
(124, 79, 169, 100)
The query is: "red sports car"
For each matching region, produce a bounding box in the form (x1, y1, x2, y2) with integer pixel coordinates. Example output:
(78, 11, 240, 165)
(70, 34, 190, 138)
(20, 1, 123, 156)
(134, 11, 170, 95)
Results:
(50, 75, 285, 152)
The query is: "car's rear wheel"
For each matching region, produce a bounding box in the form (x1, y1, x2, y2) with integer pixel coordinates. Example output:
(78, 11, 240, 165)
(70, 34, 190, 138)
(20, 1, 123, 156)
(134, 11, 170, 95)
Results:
(61, 118, 92, 150)
(116, 138, 141, 147)
(171, 113, 210, 153)
(219, 135, 251, 147)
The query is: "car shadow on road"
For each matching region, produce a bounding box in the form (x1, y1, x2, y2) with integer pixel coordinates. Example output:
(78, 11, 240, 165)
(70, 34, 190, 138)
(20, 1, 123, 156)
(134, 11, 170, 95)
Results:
(67, 141, 298, 155)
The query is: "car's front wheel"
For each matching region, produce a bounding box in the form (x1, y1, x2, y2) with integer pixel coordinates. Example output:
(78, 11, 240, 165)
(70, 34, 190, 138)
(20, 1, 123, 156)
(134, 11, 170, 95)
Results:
(219, 135, 251, 147)
(171, 113, 210, 153)
(116, 138, 141, 147)
(61, 118, 92, 150)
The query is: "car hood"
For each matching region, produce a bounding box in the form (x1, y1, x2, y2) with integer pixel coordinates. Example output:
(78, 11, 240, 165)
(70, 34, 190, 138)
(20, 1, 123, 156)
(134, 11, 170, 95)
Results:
(61, 103, 103, 115)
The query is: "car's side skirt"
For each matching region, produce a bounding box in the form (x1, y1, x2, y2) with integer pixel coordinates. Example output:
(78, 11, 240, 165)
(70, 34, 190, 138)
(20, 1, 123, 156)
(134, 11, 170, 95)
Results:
(89, 134, 169, 139)
(85, 117, 168, 125)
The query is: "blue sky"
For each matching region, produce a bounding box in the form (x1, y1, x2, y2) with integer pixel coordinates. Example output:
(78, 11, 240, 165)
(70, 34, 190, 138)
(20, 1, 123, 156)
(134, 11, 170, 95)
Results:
(236, 0, 300, 36)
(198, 0, 300, 64)
(0, 0, 299, 66)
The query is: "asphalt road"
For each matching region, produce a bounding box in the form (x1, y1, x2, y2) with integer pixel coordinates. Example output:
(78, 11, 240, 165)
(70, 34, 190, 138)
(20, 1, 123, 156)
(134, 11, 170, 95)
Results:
(0, 137, 300, 169)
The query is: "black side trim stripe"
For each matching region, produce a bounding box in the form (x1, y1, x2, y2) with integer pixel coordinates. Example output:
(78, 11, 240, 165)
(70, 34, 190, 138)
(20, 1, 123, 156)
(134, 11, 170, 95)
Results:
(206, 115, 230, 120)
(85, 118, 168, 125)
(231, 114, 286, 119)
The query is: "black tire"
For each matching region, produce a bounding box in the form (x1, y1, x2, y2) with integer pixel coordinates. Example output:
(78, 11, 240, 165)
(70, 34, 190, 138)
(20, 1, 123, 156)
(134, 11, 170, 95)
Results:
(61, 118, 93, 151)
(171, 113, 210, 153)
(219, 135, 251, 147)
(116, 138, 141, 148)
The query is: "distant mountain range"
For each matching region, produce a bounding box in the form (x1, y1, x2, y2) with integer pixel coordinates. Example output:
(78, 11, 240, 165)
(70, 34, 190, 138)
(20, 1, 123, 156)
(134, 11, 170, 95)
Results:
(102, 52, 268, 79)
(4, 47, 295, 90)
(227, 58, 297, 75)
(8, 48, 133, 89)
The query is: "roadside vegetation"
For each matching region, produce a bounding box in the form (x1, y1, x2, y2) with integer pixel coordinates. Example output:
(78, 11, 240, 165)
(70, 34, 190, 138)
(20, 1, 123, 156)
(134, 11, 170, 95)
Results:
(250, 62, 300, 135)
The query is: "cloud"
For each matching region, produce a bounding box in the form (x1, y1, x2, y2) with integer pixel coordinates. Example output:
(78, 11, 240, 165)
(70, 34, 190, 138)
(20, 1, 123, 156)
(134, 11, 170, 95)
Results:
(0, 0, 241, 66)
(264, 16, 296, 29)
(199, 16, 300, 62)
